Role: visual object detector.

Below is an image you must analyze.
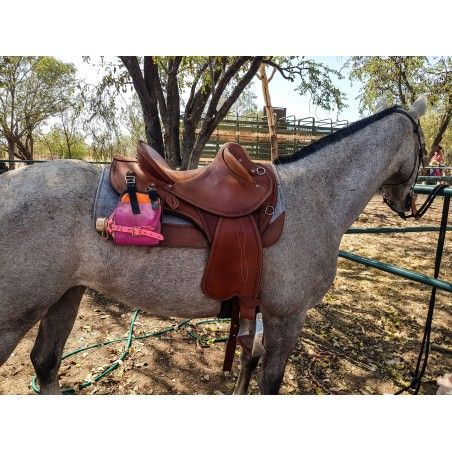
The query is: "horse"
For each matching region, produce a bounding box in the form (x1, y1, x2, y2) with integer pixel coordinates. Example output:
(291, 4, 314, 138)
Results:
(0, 97, 427, 394)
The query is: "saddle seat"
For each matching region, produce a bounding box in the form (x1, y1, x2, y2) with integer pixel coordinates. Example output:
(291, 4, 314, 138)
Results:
(136, 142, 205, 184)
(136, 140, 274, 217)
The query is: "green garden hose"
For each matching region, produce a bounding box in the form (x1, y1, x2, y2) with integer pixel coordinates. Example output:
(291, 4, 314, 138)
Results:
(31, 311, 230, 394)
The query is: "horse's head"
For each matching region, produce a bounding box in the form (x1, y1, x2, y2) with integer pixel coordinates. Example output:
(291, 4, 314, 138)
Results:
(379, 96, 428, 219)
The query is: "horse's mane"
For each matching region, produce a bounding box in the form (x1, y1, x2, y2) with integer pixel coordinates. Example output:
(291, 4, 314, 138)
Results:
(274, 105, 402, 165)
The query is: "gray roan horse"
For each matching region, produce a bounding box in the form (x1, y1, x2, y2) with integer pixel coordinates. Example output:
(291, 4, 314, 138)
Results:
(0, 97, 427, 394)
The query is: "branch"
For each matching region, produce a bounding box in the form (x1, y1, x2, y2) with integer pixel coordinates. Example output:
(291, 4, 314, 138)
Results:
(262, 58, 295, 81)
(185, 60, 209, 114)
(429, 106, 452, 158)
(203, 56, 252, 119)
(144, 56, 167, 121)
(398, 59, 417, 104)
(120, 56, 164, 154)
(185, 60, 224, 124)
(267, 66, 277, 83)
(119, 56, 152, 110)
(214, 57, 263, 120)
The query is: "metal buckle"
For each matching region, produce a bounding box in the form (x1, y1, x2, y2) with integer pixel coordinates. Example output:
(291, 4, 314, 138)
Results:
(125, 174, 136, 185)
(135, 227, 147, 237)
(265, 205, 275, 216)
(256, 167, 266, 176)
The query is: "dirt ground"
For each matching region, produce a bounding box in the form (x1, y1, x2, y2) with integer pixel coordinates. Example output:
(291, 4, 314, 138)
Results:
(1, 194, 450, 395)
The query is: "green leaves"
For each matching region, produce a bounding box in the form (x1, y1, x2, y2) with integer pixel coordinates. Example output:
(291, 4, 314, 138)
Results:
(0, 56, 78, 161)
(264, 57, 347, 113)
(347, 56, 451, 158)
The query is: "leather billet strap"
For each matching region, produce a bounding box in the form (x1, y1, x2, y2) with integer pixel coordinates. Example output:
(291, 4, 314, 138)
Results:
(223, 301, 240, 372)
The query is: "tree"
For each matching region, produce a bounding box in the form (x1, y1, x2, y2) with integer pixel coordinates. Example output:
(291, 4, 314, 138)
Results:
(0, 57, 77, 169)
(36, 127, 87, 160)
(347, 56, 451, 161)
(97, 56, 346, 169)
(80, 85, 146, 161)
(221, 84, 258, 117)
(45, 97, 87, 159)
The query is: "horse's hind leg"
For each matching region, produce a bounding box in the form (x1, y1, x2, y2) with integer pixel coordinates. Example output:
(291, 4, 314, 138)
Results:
(233, 351, 260, 395)
(258, 312, 306, 395)
(30, 286, 85, 395)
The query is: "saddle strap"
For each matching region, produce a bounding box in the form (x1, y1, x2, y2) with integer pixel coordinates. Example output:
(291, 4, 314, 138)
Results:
(106, 220, 164, 241)
(125, 172, 140, 214)
(223, 300, 240, 372)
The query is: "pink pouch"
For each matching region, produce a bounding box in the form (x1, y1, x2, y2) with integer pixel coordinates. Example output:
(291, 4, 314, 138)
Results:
(105, 191, 164, 246)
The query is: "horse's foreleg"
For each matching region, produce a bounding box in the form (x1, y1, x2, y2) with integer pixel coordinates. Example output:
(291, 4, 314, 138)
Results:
(258, 312, 306, 395)
(233, 351, 260, 395)
(0, 319, 39, 367)
(30, 286, 84, 395)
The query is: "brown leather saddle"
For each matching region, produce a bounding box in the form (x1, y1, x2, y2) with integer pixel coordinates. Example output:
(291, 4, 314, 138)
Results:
(110, 141, 285, 370)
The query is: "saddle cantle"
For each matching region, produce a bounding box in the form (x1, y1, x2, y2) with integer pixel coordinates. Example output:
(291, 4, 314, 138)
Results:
(109, 141, 285, 370)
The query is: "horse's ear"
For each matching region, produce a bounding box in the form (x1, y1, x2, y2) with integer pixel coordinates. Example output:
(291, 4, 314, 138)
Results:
(375, 98, 389, 112)
(409, 95, 428, 118)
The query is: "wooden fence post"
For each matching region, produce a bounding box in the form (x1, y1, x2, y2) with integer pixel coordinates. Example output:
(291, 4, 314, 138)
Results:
(258, 63, 278, 162)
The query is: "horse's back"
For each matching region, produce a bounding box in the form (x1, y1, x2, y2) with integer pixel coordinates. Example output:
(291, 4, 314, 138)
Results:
(0, 161, 101, 302)
(1, 160, 100, 207)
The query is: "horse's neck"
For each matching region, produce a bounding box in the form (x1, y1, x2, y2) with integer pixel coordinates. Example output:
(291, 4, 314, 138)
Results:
(277, 122, 404, 235)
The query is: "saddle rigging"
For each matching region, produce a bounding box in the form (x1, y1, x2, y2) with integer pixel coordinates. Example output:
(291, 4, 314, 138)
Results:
(107, 141, 285, 370)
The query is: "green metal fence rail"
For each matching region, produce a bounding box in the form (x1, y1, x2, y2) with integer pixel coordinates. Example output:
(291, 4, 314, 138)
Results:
(201, 112, 349, 160)
(338, 250, 452, 293)
(340, 184, 451, 294)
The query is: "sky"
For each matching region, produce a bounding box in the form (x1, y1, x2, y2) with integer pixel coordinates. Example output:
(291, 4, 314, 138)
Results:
(64, 56, 364, 123)
(249, 57, 363, 121)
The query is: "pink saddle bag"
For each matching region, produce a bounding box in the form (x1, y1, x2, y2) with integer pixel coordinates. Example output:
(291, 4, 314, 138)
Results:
(100, 191, 164, 246)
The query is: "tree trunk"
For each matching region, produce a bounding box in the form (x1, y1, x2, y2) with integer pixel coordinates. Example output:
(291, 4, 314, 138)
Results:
(427, 108, 451, 163)
(121, 56, 165, 157)
(7, 138, 15, 170)
(259, 64, 278, 161)
(163, 57, 182, 168)
(180, 121, 198, 170)
(14, 137, 32, 162)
